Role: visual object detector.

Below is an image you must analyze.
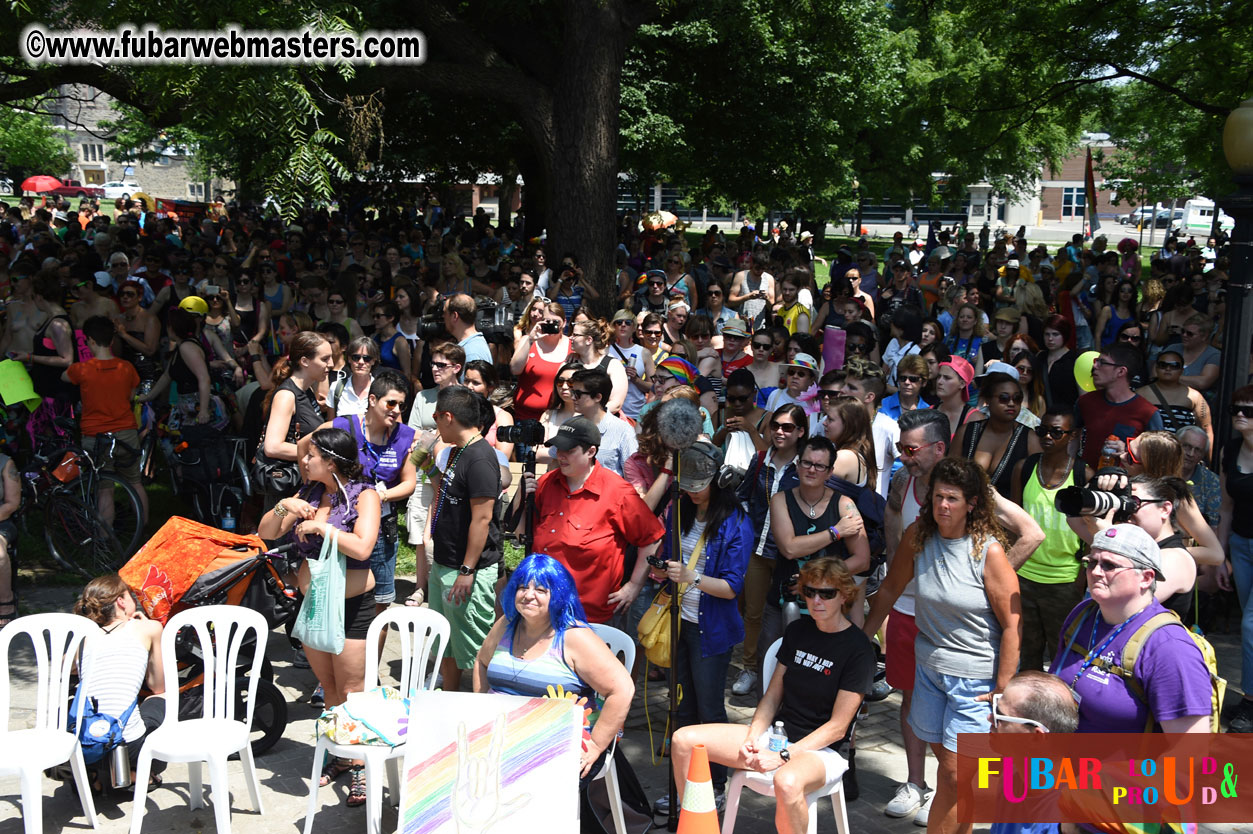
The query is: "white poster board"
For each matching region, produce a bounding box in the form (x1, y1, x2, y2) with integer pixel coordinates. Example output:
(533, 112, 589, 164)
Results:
(398, 691, 583, 834)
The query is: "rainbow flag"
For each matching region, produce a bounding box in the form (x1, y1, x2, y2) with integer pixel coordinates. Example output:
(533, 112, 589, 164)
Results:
(1086, 147, 1101, 234)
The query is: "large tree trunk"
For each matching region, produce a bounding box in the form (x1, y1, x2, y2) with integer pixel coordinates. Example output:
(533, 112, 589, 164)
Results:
(529, 2, 626, 319)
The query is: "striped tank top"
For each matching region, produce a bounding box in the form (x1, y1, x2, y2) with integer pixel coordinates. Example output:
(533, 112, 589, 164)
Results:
(486, 626, 603, 745)
(79, 625, 149, 742)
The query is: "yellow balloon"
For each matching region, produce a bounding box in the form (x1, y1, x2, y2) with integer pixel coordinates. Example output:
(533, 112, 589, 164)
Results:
(1074, 350, 1099, 393)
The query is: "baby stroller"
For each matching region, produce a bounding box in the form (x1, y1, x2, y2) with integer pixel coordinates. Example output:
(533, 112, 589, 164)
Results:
(119, 517, 300, 755)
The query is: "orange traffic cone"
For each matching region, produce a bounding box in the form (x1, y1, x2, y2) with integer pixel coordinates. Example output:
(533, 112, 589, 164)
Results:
(677, 744, 720, 834)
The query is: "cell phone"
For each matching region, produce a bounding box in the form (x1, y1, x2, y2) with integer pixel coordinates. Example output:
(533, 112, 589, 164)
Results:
(205, 284, 220, 296)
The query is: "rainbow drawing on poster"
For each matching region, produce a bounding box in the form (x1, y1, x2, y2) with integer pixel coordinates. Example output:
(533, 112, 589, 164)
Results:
(400, 692, 581, 834)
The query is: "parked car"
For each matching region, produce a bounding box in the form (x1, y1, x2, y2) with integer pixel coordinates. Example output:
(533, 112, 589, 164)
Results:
(101, 181, 140, 200)
(1118, 207, 1156, 226)
(1147, 208, 1184, 229)
(45, 179, 105, 199)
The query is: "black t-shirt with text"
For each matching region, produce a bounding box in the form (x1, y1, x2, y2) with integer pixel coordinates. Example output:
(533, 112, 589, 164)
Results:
(775, 618, 876, 750)
(431, 438, 502, 569)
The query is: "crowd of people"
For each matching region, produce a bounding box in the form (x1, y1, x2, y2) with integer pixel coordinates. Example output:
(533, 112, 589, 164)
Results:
(3, 195, 1245, 834)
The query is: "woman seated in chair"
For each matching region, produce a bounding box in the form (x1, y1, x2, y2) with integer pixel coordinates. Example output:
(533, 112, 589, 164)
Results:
(73, 574, 167, 788)
(668, 558, 875, 834)
(473, 553, 635, 785)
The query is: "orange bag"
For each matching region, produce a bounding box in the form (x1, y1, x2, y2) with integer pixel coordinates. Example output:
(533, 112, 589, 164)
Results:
(119, 516, 265, 623)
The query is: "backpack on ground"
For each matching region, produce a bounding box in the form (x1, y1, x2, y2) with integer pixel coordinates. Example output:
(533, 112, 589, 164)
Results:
(1060, 599, 1224, 732)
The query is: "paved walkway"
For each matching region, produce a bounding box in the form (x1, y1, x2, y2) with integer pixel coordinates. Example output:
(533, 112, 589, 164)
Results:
(2, 582, 1250, 834)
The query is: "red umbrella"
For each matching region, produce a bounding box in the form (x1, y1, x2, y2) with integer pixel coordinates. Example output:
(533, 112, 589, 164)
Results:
(20, 175, 63, 193)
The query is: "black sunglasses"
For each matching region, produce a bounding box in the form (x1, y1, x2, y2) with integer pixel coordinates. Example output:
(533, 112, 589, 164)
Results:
(898, 375, 922, 385)
(801, 586, 839, 600)
(752, 341, 773, 350)
(1156, 360, 1182, 370)
(1231, 405, 1253, 418)
(1035, 425, 1072, 439)
(996, 392, 1024, 404)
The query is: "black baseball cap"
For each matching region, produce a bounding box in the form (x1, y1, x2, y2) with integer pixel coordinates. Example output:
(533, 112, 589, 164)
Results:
(549, 416, 601, 451)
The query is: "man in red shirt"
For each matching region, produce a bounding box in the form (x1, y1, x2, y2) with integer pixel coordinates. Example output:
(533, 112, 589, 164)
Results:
(514, 416, 664, 623)
(65, 315, 145, 524)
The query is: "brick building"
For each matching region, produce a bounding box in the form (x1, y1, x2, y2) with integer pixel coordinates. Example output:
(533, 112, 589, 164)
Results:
(1037, 132, 1122, 222)
(48, 85, 232, 201)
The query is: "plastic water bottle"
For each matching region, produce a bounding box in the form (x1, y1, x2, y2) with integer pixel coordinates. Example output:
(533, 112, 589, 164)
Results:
(1099, 435, 1123, 470)
(768, 721, 788, 753)
(221, 507, 236, 532)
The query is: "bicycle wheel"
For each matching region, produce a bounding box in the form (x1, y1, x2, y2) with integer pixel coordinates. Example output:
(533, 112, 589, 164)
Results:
(98, 473, 144, 557)
(44, 492, 124, 578)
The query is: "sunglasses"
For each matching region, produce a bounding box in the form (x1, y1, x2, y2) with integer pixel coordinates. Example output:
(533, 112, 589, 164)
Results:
(1118, 333, 1142, 343)
(818, 390, 841, 400)
(770, 420, 800, 431)
(643, 330, 663, 337)
(1156, 360, 1182, 370)
(786, 368, 812, 377)
(570, 389, 592, 399)
(895, 440, 940, 457)
(996, 392, 1025, 404)
(1082, 556, 1138, 575)
(260, 265, 277, 272)
(1035, 426, 1072, 439)
(430, 360, 454, 370)
(557, 378, 574, 387)
(898, 375, 922, 385)
(726, 394, 752, 404)
(801, 586, 840, 600)
(328, 298, 345, 305)
(349, 354, 375, 364)
(119, 291, 138, 298)
(846, 342, 868, 353)
(1182, 329, 1202, 338)
(990, 693, 1048, 733)
(1231, 405, 1253, 419)
(706, 290, 722, 297)
(752, 342, 773, 350)
(1124, 436, 1141, 466)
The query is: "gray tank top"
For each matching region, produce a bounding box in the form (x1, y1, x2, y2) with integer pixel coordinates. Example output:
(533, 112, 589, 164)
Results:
(913, 533, 1000, 678)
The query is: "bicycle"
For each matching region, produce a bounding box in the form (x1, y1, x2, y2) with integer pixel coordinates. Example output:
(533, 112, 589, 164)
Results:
(161, 424, 253, 531)
(20, 417, 145, 578)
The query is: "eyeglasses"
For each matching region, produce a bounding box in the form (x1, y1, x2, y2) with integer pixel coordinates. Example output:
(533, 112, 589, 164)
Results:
(1124, 436, 1141, 465)
(990, 694, 1048, 733)
(1082, 556, 1137, 576)
(614, 320, 633, 327)
(1231, 404, 1253, 419)
(1118, 333, 1142, 343)
(372, 312, 389, 319)
(798, 460, 832, 472)
(770, 420, 800, 432)
(1092, 358, 1121, 369)
(895, 440, 940, 457)
(328, 298, 345, 305)
(349, 354, 375, 364)
(801, 586, 839, 600)
(1156, 360, 1182, 370)
(996, 392, 1025, 405)
(1035, 426, 1072, 439)
(898, 375, 922, 385)
(431, 360, 454, 370)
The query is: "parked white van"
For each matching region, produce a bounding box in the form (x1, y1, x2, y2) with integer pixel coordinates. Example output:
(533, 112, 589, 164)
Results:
(1171, 197, 1234, 235)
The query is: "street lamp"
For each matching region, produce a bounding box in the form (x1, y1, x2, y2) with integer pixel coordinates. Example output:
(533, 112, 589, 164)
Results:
(1216, 98, 1253, 459)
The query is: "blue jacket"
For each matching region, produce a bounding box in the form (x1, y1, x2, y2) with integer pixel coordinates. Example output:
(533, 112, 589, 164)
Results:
(735, 450, 799, 560)
(659, 507, 753, 658)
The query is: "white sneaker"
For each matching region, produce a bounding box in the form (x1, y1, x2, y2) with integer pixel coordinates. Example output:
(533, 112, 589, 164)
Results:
(884, 782, 926, 818)
(913, 788, 936, 827)
(731, 669, 757, 696)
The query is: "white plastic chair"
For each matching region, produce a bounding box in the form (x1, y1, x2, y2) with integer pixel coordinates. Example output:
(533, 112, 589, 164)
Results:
(129, 605, 269, 834)
(0, 613, 100, 834)
(587, 623, 635, 834)
(303, 607, 449, 834)
(720, 637, 850, 834)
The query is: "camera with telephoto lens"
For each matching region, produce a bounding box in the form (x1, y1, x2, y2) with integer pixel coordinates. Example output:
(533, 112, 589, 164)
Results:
(1054, 467, 1136, 521)
(496, 418, 545, 447)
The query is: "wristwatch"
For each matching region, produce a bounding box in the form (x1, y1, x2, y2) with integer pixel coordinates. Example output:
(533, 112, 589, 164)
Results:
(779, 748, 791, 763)
(458, 564, 476, 576)
(692, 574, 702, 587)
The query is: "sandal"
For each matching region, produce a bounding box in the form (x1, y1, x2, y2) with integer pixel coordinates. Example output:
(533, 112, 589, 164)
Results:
(0, 596, 16, 629)
(319, 756, 353, 787)
(404, 589, 425, 608)
(346, 765, 366, 807)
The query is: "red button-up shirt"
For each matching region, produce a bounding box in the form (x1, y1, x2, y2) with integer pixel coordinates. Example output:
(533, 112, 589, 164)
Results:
(532, 462, 665, 622)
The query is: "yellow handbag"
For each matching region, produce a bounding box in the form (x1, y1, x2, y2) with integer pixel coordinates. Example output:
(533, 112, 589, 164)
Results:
(636, 529, 708, 668)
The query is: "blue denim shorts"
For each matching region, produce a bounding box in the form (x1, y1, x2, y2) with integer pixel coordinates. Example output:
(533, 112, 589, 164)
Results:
(907, 662, 994, 752)
(369, 512, 400, 604)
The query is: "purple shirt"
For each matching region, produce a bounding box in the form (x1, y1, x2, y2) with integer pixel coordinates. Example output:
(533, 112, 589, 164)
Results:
(1051, 599, 1212, 732)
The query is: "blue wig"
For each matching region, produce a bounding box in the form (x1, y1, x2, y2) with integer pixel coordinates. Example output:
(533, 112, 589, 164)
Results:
(502, 554, 588, 645)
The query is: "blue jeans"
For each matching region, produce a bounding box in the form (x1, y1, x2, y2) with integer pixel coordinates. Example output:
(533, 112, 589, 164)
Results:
(674, 621, 732, 790)
(1228, 533, 1253, 694)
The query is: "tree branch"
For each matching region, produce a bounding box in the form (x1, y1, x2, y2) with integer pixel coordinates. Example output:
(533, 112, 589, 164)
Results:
(1103, 61, 1230, 116)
